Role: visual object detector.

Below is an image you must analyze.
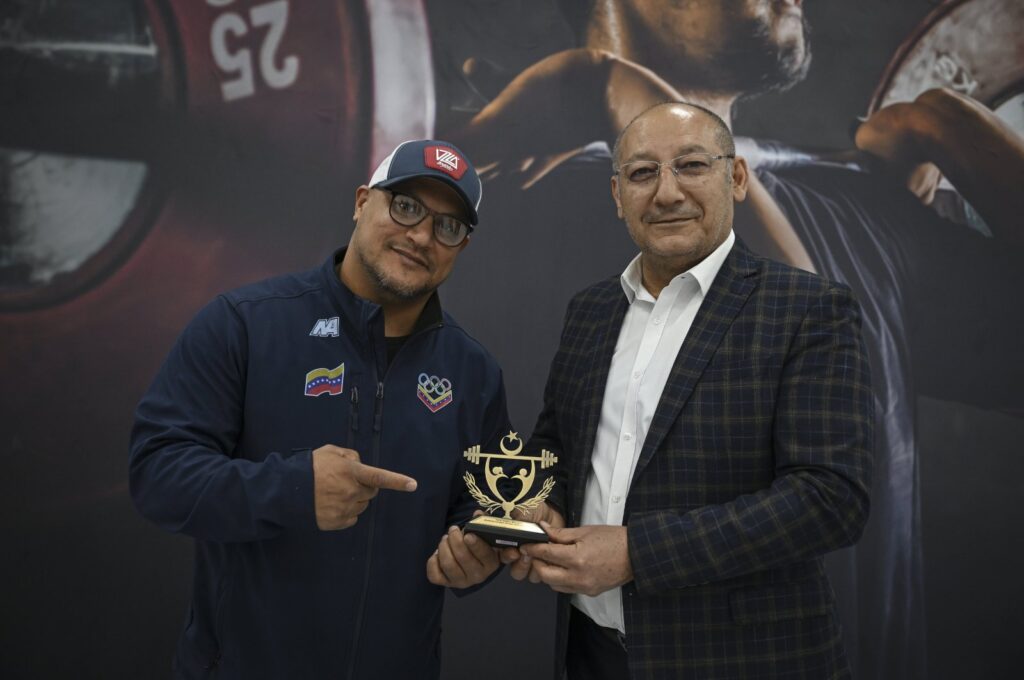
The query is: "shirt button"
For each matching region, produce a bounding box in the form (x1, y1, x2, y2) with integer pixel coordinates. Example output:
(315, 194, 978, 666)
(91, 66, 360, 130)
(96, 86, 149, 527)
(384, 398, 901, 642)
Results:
(652, 317, 662, 325)
(632, 371, 642, 380)
(623, 433, 633, 441)
(612, 495, 622, 503)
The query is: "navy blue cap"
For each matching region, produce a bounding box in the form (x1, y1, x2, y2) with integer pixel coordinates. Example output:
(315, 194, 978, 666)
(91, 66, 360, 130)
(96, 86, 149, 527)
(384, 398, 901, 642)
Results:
(368, 139, 482, 225)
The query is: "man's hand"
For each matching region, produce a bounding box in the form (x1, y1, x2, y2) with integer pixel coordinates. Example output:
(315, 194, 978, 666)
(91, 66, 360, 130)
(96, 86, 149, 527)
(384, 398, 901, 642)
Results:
(519, 523, 633, 597)
(854, 97, 944, 204)
(499, 502, 565, 583)
(856, 87, 1024, 239)
(311, 445, 417, 530)
(426, 521, 501, 589)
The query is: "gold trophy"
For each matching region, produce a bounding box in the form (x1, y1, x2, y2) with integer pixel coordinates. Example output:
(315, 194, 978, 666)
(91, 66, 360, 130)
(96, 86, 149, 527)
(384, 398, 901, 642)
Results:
(462, 432, 558, 547)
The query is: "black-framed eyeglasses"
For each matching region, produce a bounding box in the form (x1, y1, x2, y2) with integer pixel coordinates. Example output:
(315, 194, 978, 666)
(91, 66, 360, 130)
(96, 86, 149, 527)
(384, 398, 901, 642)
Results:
(615, 152, 735, 187)
(376, 188, 473, 247)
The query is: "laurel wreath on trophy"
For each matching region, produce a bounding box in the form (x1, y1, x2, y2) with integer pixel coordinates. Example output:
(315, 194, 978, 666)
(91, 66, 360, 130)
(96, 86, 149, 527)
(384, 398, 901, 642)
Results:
(463, 474, 556, 517)
(462, 432, 558, 519)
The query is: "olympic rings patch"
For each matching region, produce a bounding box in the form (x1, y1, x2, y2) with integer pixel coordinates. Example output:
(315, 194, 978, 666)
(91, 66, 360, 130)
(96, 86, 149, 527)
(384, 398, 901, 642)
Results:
(417, 372, 454, 413)
(418, 373, 452, 396)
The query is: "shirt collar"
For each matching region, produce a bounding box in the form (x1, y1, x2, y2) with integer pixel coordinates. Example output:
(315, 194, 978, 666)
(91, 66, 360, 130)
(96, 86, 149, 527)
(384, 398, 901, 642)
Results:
(620, 230, 736, 303)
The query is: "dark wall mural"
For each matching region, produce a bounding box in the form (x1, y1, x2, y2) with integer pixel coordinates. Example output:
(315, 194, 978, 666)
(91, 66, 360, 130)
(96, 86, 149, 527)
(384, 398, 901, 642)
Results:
(2, 1, 1022, 678)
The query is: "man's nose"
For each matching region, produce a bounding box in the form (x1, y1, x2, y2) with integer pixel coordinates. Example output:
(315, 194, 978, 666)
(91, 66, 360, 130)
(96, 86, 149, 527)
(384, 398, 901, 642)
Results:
(651, 164, 687, 205)
(405, 215, 435, 246)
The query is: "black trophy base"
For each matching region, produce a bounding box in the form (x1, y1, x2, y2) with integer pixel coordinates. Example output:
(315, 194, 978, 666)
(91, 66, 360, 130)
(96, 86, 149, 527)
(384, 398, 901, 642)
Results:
(463, 515, 550, 547)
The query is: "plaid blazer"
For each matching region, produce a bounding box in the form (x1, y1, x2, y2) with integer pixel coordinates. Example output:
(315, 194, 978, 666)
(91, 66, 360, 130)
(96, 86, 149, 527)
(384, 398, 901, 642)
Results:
(530, 241, 874, 680)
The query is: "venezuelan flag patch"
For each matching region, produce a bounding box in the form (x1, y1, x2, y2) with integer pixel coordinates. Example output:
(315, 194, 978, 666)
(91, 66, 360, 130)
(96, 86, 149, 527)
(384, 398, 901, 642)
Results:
(304, 363, 345, 397)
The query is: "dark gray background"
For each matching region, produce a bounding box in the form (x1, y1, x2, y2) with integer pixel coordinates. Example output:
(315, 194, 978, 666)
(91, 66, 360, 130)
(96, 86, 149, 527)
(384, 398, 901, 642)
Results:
(2, 1, 1021, 679)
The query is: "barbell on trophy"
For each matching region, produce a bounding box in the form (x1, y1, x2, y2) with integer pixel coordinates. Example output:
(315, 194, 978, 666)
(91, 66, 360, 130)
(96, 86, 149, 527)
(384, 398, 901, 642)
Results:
(461, 432, 559, 547)
(463, 438, 558, 469)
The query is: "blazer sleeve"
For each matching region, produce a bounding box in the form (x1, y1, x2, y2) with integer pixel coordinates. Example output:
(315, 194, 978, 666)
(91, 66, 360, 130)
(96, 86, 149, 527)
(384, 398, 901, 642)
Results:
(627, 284, 874, 594)
(128, 296, 316, 542)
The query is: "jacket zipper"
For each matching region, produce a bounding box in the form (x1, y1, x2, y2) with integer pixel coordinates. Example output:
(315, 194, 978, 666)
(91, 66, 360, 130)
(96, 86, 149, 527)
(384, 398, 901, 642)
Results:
(345, 381, 384, 680)
(347, 386, 359, 447)
(344, 323, 441, 679)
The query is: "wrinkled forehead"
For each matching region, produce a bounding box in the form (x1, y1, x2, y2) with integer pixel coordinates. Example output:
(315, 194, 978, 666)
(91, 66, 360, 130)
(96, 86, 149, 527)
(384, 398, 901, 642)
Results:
(619, 107, 720, 162)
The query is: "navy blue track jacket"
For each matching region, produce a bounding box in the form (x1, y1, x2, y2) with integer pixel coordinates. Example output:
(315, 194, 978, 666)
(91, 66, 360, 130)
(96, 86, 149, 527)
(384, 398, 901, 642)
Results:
(130, 250, 511, 679)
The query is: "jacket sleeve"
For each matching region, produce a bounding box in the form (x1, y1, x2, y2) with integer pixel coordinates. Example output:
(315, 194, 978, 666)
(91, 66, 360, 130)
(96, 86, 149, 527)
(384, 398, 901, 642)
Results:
(627, 284, 875, 594)
(446, 363, 513, 596)
(128, 296, 315, 542)
(446, 365, 513, 529)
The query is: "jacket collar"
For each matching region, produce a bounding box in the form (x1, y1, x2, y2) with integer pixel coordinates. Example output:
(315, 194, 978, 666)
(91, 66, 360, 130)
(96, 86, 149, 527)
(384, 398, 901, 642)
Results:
(320, 247, 444, 339)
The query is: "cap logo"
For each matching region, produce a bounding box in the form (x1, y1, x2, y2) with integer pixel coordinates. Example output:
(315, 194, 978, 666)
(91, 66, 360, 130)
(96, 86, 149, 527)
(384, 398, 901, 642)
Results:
(424, 146, 467, 180)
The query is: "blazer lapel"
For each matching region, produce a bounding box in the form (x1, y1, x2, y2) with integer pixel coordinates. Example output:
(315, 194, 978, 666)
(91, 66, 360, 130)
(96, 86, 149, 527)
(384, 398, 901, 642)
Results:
(629, 243, 761, 487)
(573, 287, 629, 503)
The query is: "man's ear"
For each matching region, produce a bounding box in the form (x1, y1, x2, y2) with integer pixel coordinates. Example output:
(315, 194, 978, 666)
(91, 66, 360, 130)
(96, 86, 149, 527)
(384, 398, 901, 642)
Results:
(353, 186, 371, 220)
(731, 157, 749, 203)
(611, 175, 624, 219)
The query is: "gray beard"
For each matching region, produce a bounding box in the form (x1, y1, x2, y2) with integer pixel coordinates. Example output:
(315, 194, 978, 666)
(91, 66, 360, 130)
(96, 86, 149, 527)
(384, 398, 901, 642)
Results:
(357, 245, 432, 301)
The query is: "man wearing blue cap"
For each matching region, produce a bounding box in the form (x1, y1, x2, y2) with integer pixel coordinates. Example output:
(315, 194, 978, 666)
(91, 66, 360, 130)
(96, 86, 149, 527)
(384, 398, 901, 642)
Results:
(130, 139, 507, 679)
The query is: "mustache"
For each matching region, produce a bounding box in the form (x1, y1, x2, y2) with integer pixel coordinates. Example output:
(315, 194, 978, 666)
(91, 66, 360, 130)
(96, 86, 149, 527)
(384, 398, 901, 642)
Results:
(644, 211, 702, 223)
(388, 242, 432, 267)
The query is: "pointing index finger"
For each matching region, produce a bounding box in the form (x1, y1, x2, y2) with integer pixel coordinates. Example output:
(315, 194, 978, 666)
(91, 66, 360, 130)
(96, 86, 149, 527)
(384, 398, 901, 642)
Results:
(353, 462, 418, 492)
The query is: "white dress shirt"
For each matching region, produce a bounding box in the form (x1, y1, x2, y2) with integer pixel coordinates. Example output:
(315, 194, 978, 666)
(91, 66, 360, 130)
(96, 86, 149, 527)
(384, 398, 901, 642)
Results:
(572, 231, 736, 633)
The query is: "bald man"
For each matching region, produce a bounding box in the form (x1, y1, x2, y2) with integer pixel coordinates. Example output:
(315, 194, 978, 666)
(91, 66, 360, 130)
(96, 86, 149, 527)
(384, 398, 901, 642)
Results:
(507, 102, 874, 680)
